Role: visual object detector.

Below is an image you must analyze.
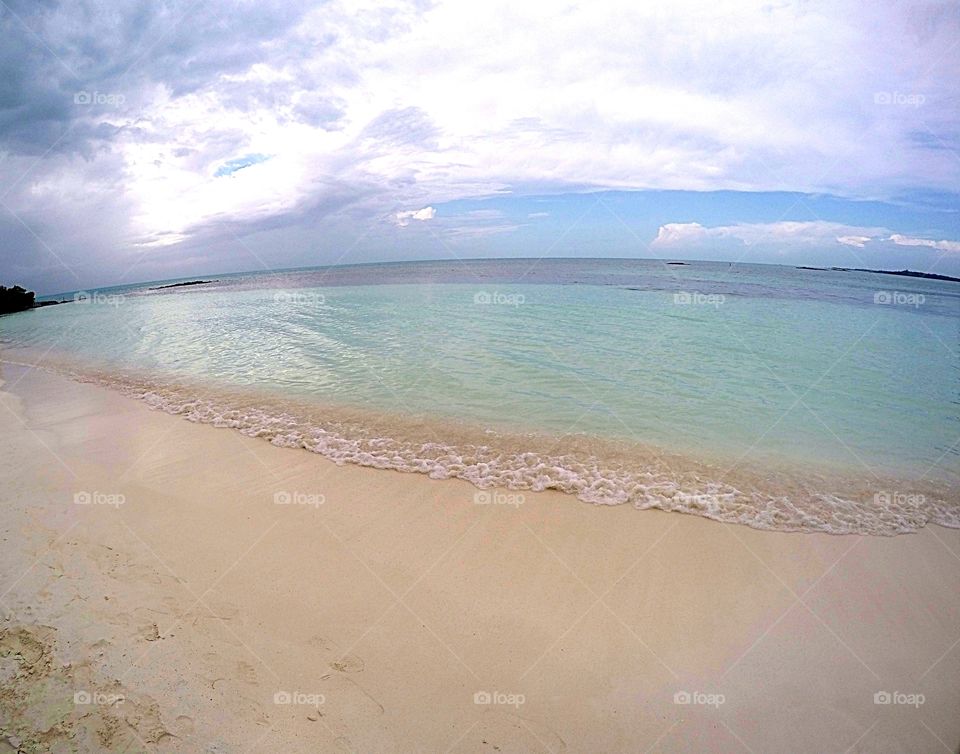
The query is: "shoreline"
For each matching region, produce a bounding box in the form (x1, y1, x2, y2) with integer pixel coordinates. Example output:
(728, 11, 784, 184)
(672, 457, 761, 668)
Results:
(1, 363, 959, 751)
(2, 351, 957, 536)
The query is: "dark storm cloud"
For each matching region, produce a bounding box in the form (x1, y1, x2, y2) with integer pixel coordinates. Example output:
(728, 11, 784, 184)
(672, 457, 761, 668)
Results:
(0, 0, 316, 155)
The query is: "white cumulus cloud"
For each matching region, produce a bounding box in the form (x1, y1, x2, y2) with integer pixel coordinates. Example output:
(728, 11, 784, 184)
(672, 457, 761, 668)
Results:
(888, 234, 960, 253)
(652, 221, 960, 254)
(836, 235, 873, 248)
(394, 206, 436, 226)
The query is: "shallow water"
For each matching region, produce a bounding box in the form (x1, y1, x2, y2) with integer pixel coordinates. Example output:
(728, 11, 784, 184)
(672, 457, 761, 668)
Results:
(4, 258, 958, 533)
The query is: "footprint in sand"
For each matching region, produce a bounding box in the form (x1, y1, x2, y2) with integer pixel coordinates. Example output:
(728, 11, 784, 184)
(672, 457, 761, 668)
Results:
(231, 695, 270, 727)
(0, 625, 50, 668)
(173, 715, 195, 736)
(307, 634, 338, 652)
(235, 660, 258, 685)
(88, 638, 111, 657)
(329, 654, 364, 673)
(136, 623, 161, 642)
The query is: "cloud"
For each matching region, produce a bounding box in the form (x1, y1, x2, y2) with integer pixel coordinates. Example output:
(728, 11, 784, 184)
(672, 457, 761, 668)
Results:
(652, 221, 960, 254)
(652, 221, 890, 247)
(888, 234, 960, 253)
(360, 107, 439, 149)
(1, 0, 959, 289)
(443, 223, 520, 239)
(836, 235, 872, 248)
(436, 209, 520, 239)
(527, 212, 550, 218)
(394, 206, 436, 226)
(652, 223, 710, 246)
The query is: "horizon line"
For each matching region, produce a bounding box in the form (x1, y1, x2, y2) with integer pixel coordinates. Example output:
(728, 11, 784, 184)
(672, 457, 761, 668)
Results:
(30, 255, 955, 299)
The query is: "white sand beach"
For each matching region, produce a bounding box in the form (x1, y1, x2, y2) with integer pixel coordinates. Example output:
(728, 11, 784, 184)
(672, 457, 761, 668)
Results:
(1, 363, 959, 753)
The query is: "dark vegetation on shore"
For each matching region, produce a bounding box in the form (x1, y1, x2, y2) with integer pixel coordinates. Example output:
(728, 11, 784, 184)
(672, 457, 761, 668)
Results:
(0, 285, 68, 315)
(0, 285, 35, 315)
(150, 280, 217, 290)
(796, 266, 960, 282)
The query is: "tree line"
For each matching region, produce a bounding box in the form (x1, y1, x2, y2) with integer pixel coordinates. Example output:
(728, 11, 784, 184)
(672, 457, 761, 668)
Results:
(0, 285, 36, 315)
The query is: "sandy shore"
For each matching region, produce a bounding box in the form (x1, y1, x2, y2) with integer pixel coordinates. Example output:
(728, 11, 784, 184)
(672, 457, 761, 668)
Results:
(0, 362, 958, 753)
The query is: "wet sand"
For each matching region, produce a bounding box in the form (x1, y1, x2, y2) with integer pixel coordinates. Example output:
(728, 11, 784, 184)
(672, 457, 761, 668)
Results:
(1, 363, 958, 753)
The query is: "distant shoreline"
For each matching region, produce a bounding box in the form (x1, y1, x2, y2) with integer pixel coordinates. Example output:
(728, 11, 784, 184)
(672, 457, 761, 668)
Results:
(20, 259, 960, 302)
(149, 279, 217, 290)
(796, 266, 960, 283)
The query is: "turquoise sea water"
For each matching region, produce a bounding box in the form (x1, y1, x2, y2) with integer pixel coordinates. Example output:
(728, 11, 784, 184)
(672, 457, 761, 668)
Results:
(3, 259, 958, 533)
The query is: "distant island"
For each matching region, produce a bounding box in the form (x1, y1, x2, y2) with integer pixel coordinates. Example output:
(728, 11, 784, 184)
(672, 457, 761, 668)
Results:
(1, 284, 69, 315)
(796, 266, 960, 283)
(150, 280, 218, 290)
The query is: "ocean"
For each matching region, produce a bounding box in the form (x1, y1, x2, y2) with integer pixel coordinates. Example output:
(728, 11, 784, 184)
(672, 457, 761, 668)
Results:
(3, 258, 958, 534)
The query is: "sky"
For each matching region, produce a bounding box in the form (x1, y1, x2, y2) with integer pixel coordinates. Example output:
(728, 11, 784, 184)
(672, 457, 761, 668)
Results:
(1, 0, 959, 294)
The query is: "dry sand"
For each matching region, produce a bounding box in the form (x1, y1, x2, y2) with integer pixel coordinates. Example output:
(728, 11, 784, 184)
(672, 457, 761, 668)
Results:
(0, 362, 958, 753)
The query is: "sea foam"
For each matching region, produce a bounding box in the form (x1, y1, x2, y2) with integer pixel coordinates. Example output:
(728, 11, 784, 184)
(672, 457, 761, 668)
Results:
(24, 359, 955, 536)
